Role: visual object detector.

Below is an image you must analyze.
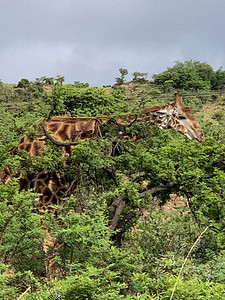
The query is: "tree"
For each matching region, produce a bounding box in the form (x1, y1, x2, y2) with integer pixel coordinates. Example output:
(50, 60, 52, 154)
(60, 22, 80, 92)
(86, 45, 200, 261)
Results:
(55, 74, 65, 85)
(132, 71, 148, 83)
(44, 77, 55, 85)
(115, 68, 128, 85)
(73, 81, 89, 88)
(211, 67, 225, 90)
(16, 78, 30, 89)
(153, 60, 215, 90)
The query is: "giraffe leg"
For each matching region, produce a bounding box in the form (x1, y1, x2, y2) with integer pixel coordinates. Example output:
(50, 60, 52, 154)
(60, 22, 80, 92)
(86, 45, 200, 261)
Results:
(42, 222, 62, 280)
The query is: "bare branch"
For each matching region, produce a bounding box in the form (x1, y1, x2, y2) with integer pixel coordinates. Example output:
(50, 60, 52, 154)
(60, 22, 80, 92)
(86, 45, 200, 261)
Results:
(108, 196, 126, 230)
(112, 208, 144, 247)
(139, 186, 168, 198)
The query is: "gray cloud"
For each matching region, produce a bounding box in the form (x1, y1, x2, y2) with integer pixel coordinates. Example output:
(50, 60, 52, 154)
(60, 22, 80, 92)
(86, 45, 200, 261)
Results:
(0, 0, 225, 85)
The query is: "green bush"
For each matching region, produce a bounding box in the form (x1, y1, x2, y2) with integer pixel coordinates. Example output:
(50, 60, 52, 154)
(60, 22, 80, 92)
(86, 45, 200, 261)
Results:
(153, 60, 216, 91)
(47, 84, 129, 116)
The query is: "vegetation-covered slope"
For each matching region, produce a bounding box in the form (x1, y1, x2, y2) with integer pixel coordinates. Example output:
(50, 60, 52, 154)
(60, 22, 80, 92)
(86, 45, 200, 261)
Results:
(0, 62, 225, 299)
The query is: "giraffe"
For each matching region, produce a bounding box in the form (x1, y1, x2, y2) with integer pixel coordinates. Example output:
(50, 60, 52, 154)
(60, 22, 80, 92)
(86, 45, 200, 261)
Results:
(1, 92, 204, 199)
(0, 93, 204, 279)
(0, 93, 204, 203)
(5, 93, 204, 160)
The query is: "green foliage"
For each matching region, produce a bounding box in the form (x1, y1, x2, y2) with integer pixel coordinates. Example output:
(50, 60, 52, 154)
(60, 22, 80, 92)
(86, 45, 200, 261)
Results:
(28, 266, 130, 299)
(132, 71, 148, 83)
(162, 276, 225, 299)
(0, 110, 19, 146)
(153, 60, 217, 91)
(56, 204, 112, 267)
(47, 84, 129, 116)
(17, 78, 31, 89)
(36, 76, 55, 85)
(0, 183, 44, 275)
(73, 81, 89, 88)
(0, 74, 225, 298)
(211, 67, 225, 90)
(212, 110, 224, 121)
(0, 84, 16, 103)
(15, 78, 45, 101)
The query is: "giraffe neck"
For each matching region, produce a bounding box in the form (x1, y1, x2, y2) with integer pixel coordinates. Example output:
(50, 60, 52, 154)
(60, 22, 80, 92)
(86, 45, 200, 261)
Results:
(117, 104, 175, 129)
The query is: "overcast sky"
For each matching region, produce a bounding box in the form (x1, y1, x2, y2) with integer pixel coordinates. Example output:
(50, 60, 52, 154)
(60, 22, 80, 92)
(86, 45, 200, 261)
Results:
(1, 0, 225, 86)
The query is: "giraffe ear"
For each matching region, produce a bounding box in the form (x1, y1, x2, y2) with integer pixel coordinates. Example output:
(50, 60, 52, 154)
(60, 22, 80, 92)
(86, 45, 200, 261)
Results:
(174, 93, 185, 109)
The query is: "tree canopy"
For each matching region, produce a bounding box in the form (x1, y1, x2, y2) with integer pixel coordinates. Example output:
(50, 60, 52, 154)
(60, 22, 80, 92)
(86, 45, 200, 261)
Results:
(153, 60, 225, 91)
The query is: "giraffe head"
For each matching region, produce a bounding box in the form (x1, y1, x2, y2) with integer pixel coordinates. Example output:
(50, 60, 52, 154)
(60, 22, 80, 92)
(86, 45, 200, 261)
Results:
(146, 93, 205, 142)
(171, 93, 204, 142)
